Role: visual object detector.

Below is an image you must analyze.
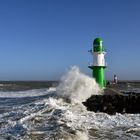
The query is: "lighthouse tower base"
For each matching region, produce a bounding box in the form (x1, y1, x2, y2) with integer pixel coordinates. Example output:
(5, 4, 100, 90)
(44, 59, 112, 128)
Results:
(88, 66, 106, 88)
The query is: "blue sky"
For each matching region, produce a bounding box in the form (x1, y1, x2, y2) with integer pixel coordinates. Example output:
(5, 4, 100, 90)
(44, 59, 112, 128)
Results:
(0, 0, 140, 80)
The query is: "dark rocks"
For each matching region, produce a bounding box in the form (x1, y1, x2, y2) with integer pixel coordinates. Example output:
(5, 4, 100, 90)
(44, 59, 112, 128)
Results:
(83, 94, 140, 115)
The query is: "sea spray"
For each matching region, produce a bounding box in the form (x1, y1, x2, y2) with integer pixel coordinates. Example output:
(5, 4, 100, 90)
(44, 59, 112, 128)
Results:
(56, 66, 102, 103)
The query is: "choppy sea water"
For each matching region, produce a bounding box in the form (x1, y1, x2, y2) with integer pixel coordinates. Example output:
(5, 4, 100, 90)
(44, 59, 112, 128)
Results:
(0, 67, 140, 140)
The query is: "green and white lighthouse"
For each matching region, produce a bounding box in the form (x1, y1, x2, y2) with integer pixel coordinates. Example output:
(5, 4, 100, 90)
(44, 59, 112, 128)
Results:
(88, 38, 107, 88)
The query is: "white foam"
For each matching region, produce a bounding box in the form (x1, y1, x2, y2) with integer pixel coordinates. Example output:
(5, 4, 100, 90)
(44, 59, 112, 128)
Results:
(0, 88, 51, 98)
(74, 130, 89, 140)
(57, 66, 102, 103)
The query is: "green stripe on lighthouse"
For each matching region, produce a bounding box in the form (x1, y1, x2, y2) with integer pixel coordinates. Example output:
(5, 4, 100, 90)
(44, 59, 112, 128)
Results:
(88, 38, 107, 88)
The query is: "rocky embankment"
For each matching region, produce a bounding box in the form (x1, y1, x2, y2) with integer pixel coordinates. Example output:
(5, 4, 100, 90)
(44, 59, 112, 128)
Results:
(83, 88, 140, 115)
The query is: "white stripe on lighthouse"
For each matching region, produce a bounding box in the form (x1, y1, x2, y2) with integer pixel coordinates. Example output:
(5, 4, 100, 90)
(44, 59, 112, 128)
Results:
(93, 52, 105, 66)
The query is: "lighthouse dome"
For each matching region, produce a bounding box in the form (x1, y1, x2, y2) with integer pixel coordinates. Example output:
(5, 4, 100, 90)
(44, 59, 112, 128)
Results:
(93, 38, 103, 46)
(93, 38, 105, 52)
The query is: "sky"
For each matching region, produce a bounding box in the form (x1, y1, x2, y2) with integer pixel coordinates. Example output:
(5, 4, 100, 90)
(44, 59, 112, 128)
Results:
(0, 0, 140, 80)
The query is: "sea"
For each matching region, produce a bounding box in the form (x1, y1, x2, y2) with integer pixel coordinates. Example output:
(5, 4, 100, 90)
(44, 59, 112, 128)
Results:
(0, 66, 140, 140)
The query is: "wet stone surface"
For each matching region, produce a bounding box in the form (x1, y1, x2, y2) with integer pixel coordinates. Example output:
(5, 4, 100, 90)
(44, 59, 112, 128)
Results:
(83, 94, 140, 115)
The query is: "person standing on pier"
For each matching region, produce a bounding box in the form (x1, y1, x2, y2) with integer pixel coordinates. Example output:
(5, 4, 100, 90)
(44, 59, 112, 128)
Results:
(114, 74, 118, 84)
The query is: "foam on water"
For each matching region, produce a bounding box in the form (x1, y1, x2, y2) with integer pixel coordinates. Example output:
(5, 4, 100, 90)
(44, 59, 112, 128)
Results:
(0, 88, 51, 98)
(0, 66, 140, 140)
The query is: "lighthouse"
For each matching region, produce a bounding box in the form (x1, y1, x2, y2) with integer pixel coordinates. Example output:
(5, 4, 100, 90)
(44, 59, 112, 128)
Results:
(88, 38, 107, 88)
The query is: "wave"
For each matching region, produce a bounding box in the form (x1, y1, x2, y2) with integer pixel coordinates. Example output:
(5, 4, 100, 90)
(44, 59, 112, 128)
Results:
(0, 88, 54, 98)
(0, 66, 140, 140)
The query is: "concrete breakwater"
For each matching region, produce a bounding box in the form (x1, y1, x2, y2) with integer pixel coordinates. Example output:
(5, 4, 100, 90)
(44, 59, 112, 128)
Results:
(83, 93, 140, 115)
